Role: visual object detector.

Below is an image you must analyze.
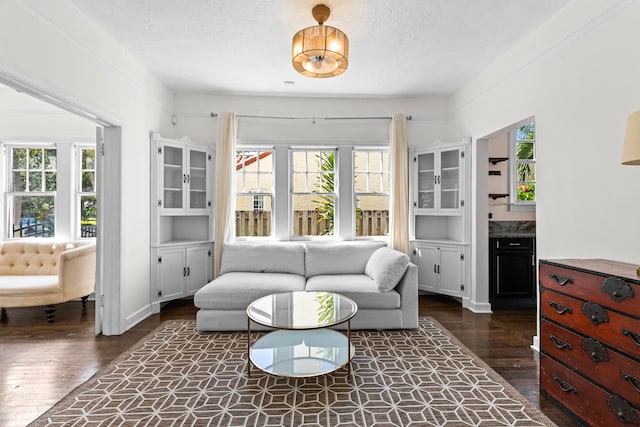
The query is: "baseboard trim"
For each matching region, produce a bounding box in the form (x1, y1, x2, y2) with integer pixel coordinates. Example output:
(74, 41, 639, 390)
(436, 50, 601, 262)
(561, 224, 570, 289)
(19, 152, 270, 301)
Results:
(462, 298, 492, 313)
(125, 304, 152, 331)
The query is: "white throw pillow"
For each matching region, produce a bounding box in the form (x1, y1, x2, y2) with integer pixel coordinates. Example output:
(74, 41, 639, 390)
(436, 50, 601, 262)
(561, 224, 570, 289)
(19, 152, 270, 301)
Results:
(365, 247, 410, 292)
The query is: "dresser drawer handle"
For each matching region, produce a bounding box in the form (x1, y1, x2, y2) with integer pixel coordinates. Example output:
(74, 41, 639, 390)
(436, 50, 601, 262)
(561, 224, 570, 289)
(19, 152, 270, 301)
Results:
(621, 328, 640, 348)
(621, 371, 640, 393)
(549, 301, 572, 315)
(549, 334, 572, 350)
(549, 273, 574, 286)
(552, 374, 577, 393)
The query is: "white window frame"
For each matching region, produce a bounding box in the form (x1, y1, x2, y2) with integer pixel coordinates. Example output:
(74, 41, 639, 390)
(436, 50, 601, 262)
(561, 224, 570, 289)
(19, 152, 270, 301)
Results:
(5, 143, 57, 239)
(76, 144, 97, 239)
(235, 147, 274, 239)
(290, 147, 337, 240)
(235, 140, 389, 242)
(509, 119, 536, 212)
(353, 147, 390, 239)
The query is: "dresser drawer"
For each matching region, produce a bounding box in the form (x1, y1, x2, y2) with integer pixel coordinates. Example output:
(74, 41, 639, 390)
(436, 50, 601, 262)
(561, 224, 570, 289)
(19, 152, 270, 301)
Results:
(541, 355, 640, 426)
(541, 289, 640, 359)
(540, 262, 639, 315)
(541, 320, 640, 407)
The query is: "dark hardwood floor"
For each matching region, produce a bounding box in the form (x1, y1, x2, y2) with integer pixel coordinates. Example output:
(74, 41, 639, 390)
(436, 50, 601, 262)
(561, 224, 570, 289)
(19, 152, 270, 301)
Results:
(0, 295, 579, 427)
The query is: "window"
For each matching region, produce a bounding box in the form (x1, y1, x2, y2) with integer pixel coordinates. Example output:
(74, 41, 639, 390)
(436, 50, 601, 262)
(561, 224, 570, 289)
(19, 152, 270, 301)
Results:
(8, 146, 57, 238)
(234, 143, 390, 241)
(78, 146, 97, 238)
(235, 149, 273, 237)
(291, 149, 336, 237)
(510, 121, 536, 209)
(354, 149, 389, 236)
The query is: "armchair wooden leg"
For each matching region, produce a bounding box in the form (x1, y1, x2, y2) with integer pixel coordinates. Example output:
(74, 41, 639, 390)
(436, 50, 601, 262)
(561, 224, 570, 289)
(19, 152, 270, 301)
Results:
(45, 305, 56, 323)
(81, 296, 89, 308)
(1, 307, 7, 322)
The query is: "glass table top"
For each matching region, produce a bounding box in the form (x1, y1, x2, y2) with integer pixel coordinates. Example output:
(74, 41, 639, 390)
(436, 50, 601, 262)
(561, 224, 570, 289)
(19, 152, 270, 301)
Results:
(246, 291, 358, 329)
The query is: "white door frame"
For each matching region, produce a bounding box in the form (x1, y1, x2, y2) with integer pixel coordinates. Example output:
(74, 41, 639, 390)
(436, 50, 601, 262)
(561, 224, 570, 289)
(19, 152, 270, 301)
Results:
(0, 69, 124, 335)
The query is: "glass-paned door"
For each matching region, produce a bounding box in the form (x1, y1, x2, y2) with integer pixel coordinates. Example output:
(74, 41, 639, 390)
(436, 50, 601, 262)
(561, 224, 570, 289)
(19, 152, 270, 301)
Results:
(439, 149, 460, 209)
(417, 152, 435, 209)
(188, 148, 207, 209)
(163, 144, 184, 209)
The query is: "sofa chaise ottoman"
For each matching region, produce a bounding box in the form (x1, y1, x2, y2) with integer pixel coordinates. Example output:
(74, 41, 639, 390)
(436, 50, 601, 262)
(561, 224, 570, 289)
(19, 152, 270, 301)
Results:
(194, 241, 418, 331)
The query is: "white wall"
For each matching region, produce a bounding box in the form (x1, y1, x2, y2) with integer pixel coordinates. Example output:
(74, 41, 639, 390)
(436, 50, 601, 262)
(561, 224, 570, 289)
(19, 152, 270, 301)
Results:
(450, 0, 640, 308)
(174, 93, 450, 148)
(0, 85, 96, 139)
(0, 0, 175, 332)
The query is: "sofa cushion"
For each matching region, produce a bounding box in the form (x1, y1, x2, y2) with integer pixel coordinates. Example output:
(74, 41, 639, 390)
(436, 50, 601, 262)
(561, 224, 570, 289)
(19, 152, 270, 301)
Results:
(304, 242, 386, 278)
(0, 276, 61, 297)
(305, 274, 401, 309)
(365, 247, 410, 292)
(194, 272, 306, 310)
(220, 243, 305, 276)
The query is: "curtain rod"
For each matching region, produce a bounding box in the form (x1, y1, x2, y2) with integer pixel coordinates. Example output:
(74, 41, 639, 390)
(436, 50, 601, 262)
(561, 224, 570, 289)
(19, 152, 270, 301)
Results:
(209, 113, 412, 120)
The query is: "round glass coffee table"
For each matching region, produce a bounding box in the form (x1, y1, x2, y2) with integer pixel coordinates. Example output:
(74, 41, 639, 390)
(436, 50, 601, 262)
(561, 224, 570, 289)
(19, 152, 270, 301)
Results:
(246, 291, 357, 377)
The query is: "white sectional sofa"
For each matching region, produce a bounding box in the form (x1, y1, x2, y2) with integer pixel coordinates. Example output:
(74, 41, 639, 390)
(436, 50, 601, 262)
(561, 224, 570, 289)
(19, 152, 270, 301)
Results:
(194, 241, 418, 331)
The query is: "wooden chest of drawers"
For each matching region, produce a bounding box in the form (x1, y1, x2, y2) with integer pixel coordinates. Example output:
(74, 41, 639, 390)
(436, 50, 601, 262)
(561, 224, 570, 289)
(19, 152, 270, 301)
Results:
(539, 259, 640, 426)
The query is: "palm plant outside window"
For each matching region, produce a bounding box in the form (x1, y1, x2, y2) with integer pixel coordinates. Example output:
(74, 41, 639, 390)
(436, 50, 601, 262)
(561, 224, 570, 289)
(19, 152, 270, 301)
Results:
(512, 122, 536, 205)
(9, 146, 56, 238)
(291, 149, 336, 237)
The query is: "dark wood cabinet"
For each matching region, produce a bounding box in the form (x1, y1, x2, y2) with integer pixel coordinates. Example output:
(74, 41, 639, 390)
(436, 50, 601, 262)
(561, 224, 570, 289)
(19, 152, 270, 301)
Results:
(539, 259, 640, 426)
(489, 237, 536, 308)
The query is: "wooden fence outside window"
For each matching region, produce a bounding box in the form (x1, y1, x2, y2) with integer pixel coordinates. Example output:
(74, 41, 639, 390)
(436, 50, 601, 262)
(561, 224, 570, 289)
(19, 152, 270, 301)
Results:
(235, 210, 389, 237)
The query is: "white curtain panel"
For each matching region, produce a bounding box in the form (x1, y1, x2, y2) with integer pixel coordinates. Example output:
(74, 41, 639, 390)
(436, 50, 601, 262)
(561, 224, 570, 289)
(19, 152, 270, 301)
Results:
(213, 112, 237, 278)
(390, 113, 410, 254)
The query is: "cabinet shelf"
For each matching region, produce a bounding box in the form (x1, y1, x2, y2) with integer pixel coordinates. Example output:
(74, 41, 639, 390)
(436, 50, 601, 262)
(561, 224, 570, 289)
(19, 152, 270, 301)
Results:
(489, 193, 509, 199)
(489, 157, 509, 165)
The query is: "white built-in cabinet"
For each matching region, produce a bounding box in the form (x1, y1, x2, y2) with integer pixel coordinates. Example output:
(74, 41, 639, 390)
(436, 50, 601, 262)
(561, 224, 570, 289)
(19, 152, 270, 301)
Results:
(150, 133, 214, 313)
(410, 140, 470, 299)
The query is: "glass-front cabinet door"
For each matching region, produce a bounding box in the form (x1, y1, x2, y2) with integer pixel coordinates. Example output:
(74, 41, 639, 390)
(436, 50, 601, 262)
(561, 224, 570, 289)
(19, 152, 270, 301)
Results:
(162, 144, 185, 210)
(417, 152, 435, 209)
(413, 146, 463, 214)
(439, 148, 460, 210)
(188, 148, 208, 210)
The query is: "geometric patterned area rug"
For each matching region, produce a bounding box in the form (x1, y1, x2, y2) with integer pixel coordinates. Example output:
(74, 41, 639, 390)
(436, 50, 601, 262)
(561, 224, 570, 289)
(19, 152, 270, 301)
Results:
(30, 317, 556, 426)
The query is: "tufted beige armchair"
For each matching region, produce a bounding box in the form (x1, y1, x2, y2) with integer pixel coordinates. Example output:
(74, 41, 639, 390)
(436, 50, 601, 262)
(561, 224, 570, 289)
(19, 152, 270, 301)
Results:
(0, 240, 96, 322)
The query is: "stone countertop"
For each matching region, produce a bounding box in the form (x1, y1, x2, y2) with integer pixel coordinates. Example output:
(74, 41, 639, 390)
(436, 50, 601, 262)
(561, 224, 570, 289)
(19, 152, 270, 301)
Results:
(488, 221, 536, 238)
(489, 233, 536, 238)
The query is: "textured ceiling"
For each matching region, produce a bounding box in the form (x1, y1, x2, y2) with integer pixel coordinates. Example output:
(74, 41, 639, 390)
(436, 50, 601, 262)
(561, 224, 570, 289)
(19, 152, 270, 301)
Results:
(67, 0, 570, 97)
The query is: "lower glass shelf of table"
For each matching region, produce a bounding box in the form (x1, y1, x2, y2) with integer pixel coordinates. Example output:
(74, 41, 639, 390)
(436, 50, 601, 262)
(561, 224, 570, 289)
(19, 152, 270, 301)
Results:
(249, 329, 355, 377)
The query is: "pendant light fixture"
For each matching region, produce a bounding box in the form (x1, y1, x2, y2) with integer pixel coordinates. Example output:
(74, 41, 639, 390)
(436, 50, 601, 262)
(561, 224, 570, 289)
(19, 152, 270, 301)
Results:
(292, 4, 349, 78)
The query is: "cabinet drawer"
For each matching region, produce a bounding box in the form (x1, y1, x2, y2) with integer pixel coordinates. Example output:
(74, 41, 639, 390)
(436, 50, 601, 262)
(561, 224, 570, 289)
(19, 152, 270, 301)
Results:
(491, 237, 533, 251)
(541, 290, 640, 359)
(541, 355, 640, 426)
(540, 262, 639, 315)
(541, 320, 640, 407)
